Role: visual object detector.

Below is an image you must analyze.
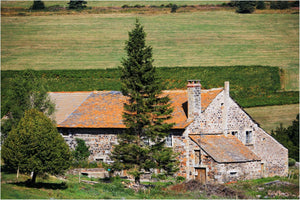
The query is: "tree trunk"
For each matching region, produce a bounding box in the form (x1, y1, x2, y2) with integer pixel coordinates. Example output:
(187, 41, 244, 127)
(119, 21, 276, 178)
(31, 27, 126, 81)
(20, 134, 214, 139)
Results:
(31, 171, 37, 184)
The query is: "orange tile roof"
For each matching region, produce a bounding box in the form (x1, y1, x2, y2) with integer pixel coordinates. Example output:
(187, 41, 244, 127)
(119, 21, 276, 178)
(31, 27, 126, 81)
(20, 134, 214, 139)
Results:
(48, 92, 92, 124)
(190, 135, 261, 163)
(53, 88, 222, 129)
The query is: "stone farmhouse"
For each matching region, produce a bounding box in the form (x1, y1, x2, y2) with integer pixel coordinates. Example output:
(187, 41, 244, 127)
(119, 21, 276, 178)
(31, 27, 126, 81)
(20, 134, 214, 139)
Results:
(49, 80, 288, 184)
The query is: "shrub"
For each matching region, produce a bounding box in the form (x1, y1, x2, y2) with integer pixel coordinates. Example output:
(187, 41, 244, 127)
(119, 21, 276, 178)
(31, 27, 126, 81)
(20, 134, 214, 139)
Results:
(31, 0, 45, 10)
(235, 1, 256, 13)
(122, 4, 129, 8)
(171, 4, 178, 13)
(68, 0, 87, 10)
(176, 176, 186, 183)
(289, 158, 296, 166)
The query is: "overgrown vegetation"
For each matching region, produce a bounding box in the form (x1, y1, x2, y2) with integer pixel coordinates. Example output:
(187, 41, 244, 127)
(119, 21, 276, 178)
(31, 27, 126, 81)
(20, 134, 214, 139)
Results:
(2, 66, 298, 118)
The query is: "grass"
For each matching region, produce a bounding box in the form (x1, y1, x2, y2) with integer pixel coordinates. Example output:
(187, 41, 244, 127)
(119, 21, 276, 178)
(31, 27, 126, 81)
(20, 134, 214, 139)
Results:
(1, 11, 298, 90)
(2, 168, 299, 199)
(245, 104, 299, 133)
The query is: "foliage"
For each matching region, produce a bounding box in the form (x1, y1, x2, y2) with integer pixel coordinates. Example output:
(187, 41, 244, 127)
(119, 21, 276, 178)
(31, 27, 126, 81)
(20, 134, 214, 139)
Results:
(256, 1, 266, 10)
(110, 20, 178, 184)
(288, 158, 296, 167)
(270, 1, 290, 9)
(1, 69, 55, 140)
(2, 109, 72, 183)
(271, 114, 299, 161)
(235, 1, 256, 13)
(72, 138, 90, 162)
(30, 0, 45, 10)
(171, 4, 178, 13)
(68, 0, 87, 10)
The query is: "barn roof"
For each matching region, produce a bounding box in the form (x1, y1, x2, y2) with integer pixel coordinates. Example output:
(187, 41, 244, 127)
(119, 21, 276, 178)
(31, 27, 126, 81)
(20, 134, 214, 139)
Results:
(50, 88, 222, 129)
(189, 135, 261, 163)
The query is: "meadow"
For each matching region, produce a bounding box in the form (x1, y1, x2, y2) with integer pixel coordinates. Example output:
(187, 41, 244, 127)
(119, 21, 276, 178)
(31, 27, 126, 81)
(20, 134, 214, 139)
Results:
(1, 10, 298, 90)
(245, 104, 299, 133)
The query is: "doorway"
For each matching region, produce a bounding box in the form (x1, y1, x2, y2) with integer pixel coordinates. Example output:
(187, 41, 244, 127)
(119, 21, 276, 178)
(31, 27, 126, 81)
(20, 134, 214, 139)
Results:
(195, 168, 206, 184)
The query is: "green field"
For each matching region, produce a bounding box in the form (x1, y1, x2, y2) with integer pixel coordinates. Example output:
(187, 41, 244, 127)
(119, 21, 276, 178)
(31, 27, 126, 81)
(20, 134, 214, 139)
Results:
(245, 104, 299, 134)
(2, 11, 298, 90)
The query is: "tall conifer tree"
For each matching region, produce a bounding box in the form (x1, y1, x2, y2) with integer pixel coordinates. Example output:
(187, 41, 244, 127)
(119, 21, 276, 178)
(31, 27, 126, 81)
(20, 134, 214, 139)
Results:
(110, 19, 178, 184)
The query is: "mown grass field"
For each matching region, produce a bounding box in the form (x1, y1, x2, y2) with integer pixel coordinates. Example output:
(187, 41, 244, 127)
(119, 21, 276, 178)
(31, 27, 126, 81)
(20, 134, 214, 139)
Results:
(245, 104, 299, 133)
(1, 10, 298, 90)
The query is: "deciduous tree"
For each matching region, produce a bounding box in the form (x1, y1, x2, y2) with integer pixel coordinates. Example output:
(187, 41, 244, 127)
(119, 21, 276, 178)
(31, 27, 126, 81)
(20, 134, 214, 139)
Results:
(110, 19, 178, 184)
(1, 69, 55, 140)
(2, 109, 72, 183)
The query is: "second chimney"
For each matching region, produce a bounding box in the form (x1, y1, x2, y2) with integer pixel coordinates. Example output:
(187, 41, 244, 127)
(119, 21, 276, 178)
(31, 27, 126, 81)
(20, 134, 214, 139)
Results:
(187, 80, 201, 120)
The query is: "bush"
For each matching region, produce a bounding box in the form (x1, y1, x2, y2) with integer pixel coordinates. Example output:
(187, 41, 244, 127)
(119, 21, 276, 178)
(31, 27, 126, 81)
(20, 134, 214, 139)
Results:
(289, 158, 296, 166)
(68, 0, 87, 10)
(122, 4, 129, 8)
(235, 1, 256, 13)
(176, 176, 186, 183)
(31, 0, 45, 10)
(171, 4, 178, 13)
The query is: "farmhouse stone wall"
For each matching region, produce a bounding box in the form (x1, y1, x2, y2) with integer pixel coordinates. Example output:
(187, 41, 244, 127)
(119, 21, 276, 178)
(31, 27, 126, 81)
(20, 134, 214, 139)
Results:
(59, 128, 121, 162)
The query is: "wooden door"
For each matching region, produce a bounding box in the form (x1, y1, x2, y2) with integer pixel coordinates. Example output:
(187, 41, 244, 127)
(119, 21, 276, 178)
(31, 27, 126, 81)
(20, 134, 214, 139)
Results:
(196, 168, 206, 184)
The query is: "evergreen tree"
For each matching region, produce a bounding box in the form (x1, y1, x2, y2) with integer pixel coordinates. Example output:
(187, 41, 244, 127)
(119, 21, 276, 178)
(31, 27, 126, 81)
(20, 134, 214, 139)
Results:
(110, 19, 178, 184)
(2, 109, 72, 183)
(1, 70, 55, 140)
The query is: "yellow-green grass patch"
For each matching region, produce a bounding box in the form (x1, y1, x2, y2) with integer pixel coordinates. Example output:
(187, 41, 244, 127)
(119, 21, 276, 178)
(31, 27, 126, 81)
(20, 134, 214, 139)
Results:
(245, 104, 299, 134)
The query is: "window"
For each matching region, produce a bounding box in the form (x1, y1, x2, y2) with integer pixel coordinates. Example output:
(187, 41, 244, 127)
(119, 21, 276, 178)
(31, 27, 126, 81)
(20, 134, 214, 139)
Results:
(195, 150, 201, 166)
(166, 134, 172, 147)
(246, 131, 252, 144)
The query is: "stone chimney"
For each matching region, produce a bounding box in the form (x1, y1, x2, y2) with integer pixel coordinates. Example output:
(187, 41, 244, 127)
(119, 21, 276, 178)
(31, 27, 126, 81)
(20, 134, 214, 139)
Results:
(187, 80, 201, 120)
(223, 81, 230, 135)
